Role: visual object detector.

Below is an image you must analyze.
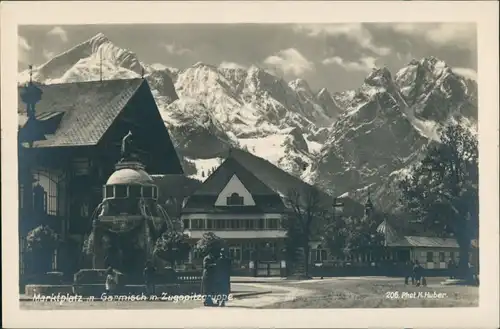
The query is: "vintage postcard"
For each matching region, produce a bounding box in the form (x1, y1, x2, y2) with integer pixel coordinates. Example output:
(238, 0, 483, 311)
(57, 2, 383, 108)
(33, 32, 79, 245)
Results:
(1, 1, 499, 328)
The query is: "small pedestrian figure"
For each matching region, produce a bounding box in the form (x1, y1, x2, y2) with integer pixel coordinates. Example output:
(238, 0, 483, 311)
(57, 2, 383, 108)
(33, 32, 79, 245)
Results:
(105, 266, 117, 295)
(409, 261, 415, 285)
(201, 248, 217, 306)
(143, 261, 157, 296)
(404, 261, 412, 285)
(448, 258, 456, 279)
(215, 248, 231, 307)
(413, 260, 422, 287)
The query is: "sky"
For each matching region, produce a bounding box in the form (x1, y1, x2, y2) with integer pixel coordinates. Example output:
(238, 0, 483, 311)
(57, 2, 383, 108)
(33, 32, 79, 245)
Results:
(18, 23, 477, 92)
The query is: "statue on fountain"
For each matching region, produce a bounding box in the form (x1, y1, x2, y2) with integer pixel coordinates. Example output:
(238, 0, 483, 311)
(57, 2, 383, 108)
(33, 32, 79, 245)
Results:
(120, 130, 139, 162)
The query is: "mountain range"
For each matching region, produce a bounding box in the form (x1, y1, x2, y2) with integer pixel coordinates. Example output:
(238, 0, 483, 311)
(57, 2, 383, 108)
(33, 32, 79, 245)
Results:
(18, 33, 478, 213)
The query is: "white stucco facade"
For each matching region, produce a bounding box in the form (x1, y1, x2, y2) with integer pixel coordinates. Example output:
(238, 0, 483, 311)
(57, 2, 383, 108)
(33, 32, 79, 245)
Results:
(214, 174, 256, 206)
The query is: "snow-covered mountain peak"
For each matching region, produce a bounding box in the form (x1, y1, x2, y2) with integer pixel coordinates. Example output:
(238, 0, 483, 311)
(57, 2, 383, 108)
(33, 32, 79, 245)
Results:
(88, 32, 110, 46)
(419, 56, 448, 69)
(317, 87, 330, 98)
(364, 67, 393, 88)
(289, 78, 312, 93)
(19, 32, 143, 83)
(192, 61, 218, 70)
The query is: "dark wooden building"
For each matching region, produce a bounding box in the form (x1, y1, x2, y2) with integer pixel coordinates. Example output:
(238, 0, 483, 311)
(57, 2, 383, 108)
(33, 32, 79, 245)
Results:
(18, 78, 183, 275)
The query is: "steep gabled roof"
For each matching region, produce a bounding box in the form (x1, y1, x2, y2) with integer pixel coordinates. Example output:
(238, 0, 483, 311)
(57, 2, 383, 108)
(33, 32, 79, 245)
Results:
(18, 78, 144, 147)
(183, 155, 285, 214)
(182, 149, 341, 214)
(228, 148, 332, 202)
(387, 236, 460, 249)
(192, 156, 278, 197)
(151, 174, 202, 201)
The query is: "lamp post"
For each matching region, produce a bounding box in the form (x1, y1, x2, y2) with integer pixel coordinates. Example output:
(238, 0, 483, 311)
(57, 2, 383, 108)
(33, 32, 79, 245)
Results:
(19, 65, 43, 231)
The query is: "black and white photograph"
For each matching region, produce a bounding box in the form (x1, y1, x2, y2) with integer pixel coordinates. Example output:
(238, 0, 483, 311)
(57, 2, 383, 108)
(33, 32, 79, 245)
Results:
(1, 1, 499, 328)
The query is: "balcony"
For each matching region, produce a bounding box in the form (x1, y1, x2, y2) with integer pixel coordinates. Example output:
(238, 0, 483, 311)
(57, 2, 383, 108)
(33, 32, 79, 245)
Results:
(183, 218, 283, 231)
(183, 230, 287, 240)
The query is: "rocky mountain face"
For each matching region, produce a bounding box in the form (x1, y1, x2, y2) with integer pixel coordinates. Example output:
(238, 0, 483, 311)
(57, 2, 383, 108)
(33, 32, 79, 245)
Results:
(18, 34, 477, 212)
(308, 58, 477, 211)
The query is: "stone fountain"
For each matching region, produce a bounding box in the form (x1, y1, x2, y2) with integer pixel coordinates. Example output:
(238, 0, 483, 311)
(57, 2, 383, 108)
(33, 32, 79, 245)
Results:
(77, 131, 174, 287)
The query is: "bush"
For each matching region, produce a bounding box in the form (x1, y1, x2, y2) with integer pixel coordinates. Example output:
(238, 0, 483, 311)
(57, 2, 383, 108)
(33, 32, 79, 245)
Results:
(26, 225, 59, 252)
(154, 231, 191, 267)
(194, 232, 226, 257)
(26, 225, 59, 274)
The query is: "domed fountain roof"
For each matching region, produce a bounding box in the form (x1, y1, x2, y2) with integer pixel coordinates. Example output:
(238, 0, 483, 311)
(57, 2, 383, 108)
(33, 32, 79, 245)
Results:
(106, 167, 154, 186)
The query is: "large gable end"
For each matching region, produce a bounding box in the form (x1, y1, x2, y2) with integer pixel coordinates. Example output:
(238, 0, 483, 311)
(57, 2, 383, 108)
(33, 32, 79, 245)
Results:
(214, 174, 256, 206)
(192, 156, 277, 197)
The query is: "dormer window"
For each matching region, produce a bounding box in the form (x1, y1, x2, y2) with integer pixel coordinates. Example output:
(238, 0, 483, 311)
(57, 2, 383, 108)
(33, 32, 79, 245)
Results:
(227, 192, 244, 206)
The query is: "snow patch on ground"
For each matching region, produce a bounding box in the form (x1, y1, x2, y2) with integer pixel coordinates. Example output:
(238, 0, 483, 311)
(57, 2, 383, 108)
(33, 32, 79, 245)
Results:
(239, 134, 288, 166)
(185, 157, 223, 181)
(304, 135, 323, 154)
(410, 117, 441, 141)
(389, 167, 413, 179)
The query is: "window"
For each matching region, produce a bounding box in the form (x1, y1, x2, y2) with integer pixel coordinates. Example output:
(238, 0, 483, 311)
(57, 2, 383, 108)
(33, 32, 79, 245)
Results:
(244, 219, 255, 229)
(142, 186, 153, 198)
(207, 219, 213, 229)
(183, 219, 190, 229)
(191, 219, 205, 229)
(129, 186, 141, 199)
(258, 218, 265, 229)
(105, 186, 114, 198)
(115, 185, 128, 198)
(229, 247, 241, 261)
(313, 249, 327, 262)
(216, 220, 226, 229)
(267, 218, 279, 229)
(426, 252, 434, 262)
(450, 252, 455, 261)
(32, 184, 47, 214)
(230, 220, 240, 229)
(439, 252, 445, 262)
(153, 186, 158, 199)
(226, 192, 244, 206)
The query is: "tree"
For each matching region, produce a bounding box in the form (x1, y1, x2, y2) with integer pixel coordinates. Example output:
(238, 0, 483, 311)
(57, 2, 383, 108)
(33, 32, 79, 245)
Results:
(283, 187, 330, 277)
(321, 216, 348, 259)
(342, 216, 385, 261)
(399, 122, 478, 278)
(194, 232, 226, 257)
(26, 224, 59, 274)
(153, 231, 191, 267)
(322, 215, 385, 261)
